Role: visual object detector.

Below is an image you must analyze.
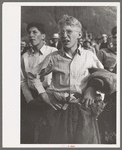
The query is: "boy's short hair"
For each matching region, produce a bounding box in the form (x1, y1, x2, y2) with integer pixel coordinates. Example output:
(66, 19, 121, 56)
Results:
(58, 14, 82, 31)
(27, 22, 45, 34)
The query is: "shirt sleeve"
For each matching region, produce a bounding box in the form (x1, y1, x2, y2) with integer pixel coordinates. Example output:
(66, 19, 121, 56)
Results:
(36, 54, 53, 76)
(99, 43, 103, 50)
(21, 56, 34, 103)
(97, 50, 105, 65)
(92, 47, 96, 55)
(34, 54, 53, 91)
(91, 52, 104, 69)
(51, 47, 58, 52)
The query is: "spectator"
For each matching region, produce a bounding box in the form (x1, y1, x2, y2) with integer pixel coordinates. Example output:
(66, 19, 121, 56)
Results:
(50, 33, 62, 50)
(91, 39, 100, 55)
(78, 37, 84, 46)
(83, 40, 96, 55)
(97, 26, 117, 144)
(33, 14, 106, 144)
(21, 40, 28, 56)
(97, 28, 116, 72)
(99, 34, 108, 49)
(21, 22, 57, 143)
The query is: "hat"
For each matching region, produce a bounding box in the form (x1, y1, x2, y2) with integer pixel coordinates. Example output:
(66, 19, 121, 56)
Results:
(102, 34, 107, 37)
(53, 33, 59, 39)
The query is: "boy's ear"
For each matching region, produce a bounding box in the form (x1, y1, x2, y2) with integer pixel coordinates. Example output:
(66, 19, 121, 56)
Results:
(42, 34, 46, 40)
(79, 31, 82, 38)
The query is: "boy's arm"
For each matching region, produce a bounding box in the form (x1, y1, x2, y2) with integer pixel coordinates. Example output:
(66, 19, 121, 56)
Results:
(81, 53, 104, 107)
(34, 54, 62, 110)
(21, 56, 34, 103)
(92, 52, 104, 69)
(97, 50, 105, 66)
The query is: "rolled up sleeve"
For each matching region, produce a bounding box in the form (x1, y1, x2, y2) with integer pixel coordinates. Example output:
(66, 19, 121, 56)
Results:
(36, 54, 53, 79)
(32, 77, 46, 94)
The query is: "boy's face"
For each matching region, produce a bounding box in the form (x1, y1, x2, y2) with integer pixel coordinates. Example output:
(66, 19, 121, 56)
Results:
(108, 34, 117, 53)
(21, 41, 26, 51)
(102, 36, 107, 42)
(28, 27, 45, 47)
(53, 38, 59, 43)
(86, 42, 91, 48)
(59, 25, 81, 50)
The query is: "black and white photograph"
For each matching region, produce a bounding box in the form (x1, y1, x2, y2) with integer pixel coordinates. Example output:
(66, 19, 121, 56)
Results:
(3, 2, 120, 148)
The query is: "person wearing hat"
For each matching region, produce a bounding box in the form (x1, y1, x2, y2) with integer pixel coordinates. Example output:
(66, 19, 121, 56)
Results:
(91, 39, 101, 55)
(21, 22, 57, 143)
(97, 26, 117, 144)
(50, 33, 62, 50)
(97, 27, 117, 72)
(99, 34, 108, 49)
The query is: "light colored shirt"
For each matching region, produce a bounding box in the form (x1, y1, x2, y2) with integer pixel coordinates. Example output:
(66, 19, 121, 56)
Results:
(83, 46, 96, 55)
(97, 48, 116, 72)
(34, 45, 103, 101)
(21, 44, 57, 103)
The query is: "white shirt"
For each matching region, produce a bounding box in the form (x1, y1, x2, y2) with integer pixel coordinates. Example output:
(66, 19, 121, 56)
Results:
(21, 44, 57, 103)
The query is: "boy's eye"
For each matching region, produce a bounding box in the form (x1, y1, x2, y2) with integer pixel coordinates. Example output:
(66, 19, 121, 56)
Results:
(66, 30, 72, 34)
(59, 30, 73, 35)
(33, 31, 38, 34)
(28, 31, 38, 35)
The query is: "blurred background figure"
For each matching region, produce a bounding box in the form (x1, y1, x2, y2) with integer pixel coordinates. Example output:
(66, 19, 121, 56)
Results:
(21, 40, 27, 56)
(83, 40, 96, 55)
(78, 37, 84, 46)
(99, 34, 108, 49)
(91, 39, 100, 55)
(50, 33, 62, 50)
(97, 26, 117, 144)
(49, 39, 53, 45)
(97, 27, 116, 73)
(21, 22, 57, 143)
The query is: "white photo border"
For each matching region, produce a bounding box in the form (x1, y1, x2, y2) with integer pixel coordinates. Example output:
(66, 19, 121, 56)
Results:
(2, 2, 120, 148)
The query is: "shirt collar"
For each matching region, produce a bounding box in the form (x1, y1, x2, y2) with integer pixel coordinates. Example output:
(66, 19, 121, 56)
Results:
(28, 44, 46, 56)
(39, 44, 47, 55)
(60, 44, 82, 59)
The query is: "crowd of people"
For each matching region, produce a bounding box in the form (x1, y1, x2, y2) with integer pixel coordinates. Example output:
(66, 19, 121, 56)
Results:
(21, 14, 117, 144)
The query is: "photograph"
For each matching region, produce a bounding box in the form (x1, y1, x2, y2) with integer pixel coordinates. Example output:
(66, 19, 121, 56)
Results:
(3, 2, 120, 148)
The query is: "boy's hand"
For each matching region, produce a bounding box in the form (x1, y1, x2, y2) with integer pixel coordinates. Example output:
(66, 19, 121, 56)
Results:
(40, 92, 62, 110)
(82, 87, 96, 107)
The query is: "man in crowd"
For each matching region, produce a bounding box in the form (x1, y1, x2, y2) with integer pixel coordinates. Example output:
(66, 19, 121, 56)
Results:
(21, 40, 27, 56)
(91, 39, 100, 55)
(82, 40, 96, 55)
(99, 34, 108, 49)
(97, 26, 117, 144)
(97, 27, 116, 72)
(21, 22, 57, 143)
(50, 33, 62, 50)
(32, 15, 105, 144)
